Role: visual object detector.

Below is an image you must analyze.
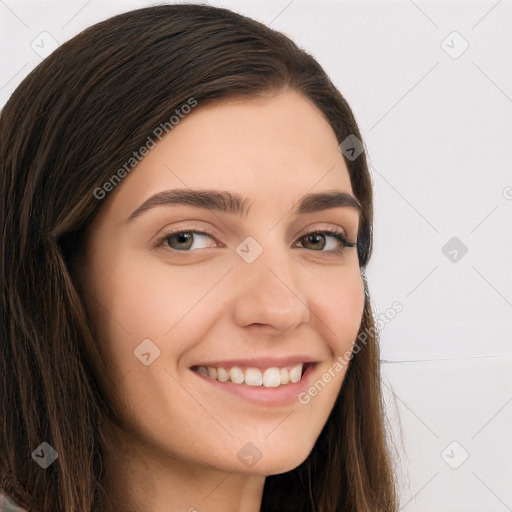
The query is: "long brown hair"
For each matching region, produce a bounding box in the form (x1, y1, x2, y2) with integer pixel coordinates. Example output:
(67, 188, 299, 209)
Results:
(0, 4, 399, 511)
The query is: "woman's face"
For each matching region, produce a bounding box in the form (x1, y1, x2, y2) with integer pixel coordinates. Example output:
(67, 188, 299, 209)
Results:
(79, 88, 365, 477)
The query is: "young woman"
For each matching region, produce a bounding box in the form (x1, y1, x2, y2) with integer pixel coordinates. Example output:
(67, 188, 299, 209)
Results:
(0, 4, 399, 511)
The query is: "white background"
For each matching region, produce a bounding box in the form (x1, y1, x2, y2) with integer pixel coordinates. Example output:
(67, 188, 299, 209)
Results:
(1, 1, 511, 510)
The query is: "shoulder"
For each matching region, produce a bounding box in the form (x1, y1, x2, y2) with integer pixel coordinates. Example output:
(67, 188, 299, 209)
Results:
(0, 487, 27, 512)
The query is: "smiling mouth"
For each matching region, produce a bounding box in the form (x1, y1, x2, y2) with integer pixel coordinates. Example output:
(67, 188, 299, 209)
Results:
(191, 363, 312, 388)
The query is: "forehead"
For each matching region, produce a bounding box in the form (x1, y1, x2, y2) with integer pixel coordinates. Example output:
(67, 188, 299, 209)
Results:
(94, 88, 356, 225)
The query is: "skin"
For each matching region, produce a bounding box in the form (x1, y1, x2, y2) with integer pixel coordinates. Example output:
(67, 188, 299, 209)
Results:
(78, 87, 365, 512)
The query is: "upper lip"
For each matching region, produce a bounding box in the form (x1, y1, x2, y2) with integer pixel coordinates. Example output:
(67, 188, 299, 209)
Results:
(190, 356, 319, 368)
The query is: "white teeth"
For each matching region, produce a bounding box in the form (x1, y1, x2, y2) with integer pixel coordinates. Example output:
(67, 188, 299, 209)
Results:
(289, 364, 302, 383)
(244, 367, 263, 386)
(217, 367, 229, 382)
(229, 367, 245, 384)
(195, 363, 305, 387)
(263, 367, 281, 387)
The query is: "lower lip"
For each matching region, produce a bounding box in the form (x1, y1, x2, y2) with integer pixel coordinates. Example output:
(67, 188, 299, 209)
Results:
(191, 364, 317, 406)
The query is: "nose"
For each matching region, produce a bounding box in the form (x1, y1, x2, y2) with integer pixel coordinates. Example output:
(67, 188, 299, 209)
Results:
(231, 243, 311, 334)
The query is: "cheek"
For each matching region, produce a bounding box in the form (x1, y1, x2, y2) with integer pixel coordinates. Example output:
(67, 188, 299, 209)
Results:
(317, 268, 365, 351)
(83, 251, 227, 381)
(100, 253, 227, 334)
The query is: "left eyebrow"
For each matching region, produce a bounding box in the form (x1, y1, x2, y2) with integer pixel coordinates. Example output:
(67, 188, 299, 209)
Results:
(125, 188, 364, 223)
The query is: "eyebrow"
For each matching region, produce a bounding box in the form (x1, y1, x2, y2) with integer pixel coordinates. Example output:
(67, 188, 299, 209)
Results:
(125, 188, 364, 222)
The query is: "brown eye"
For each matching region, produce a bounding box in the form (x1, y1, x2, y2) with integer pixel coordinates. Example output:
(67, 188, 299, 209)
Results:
(301, 232, 327, 250)
(166, 232, 194, 250)
(157, 230, 217, 252)
(297, 229, 355, 252)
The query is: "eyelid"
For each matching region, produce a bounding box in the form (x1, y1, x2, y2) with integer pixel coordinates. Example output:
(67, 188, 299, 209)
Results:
(295, 223, 348, 240)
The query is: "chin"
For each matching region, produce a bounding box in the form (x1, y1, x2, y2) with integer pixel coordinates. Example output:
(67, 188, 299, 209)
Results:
(242, 448, 312, 477)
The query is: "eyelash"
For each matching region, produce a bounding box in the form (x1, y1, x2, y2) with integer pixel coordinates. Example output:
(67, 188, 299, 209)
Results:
(154, 227, 356, 255)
